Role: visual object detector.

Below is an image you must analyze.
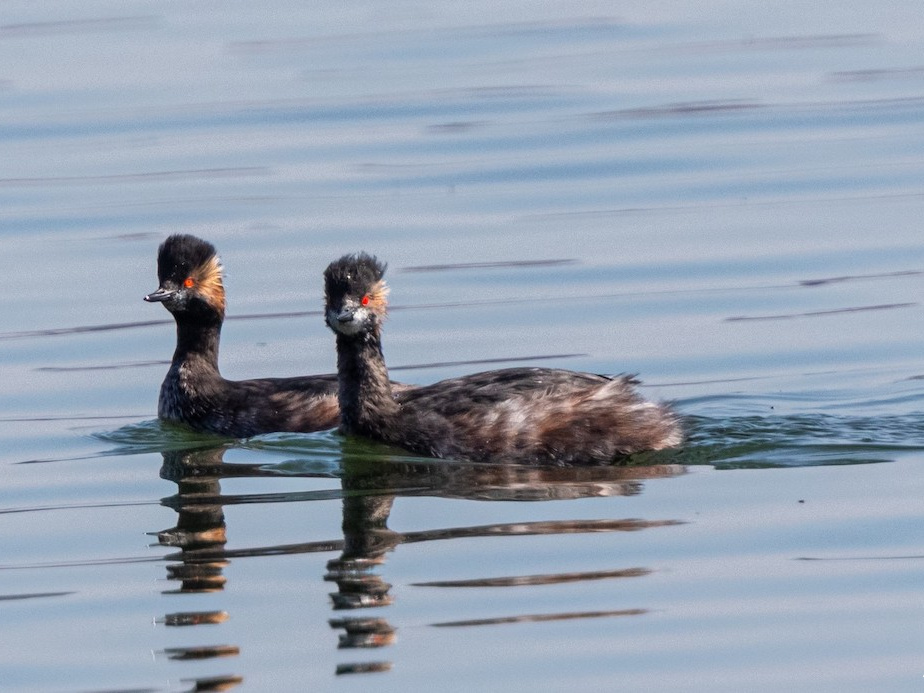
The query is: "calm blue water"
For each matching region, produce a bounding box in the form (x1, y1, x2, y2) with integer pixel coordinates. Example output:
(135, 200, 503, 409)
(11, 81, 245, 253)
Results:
(2, 2, 924, 691)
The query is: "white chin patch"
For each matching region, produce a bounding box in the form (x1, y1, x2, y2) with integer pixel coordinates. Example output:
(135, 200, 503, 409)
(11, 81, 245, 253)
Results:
(328, 308, 367, 336)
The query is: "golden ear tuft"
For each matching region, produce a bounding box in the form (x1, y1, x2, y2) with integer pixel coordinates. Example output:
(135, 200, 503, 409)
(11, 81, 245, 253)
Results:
(365, 279, 389, 315)
(195, 255, 226, 315)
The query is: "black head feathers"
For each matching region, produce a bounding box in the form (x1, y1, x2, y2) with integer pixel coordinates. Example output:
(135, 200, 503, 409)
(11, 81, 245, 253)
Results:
(146, 234, 225, 317)
(324, 252, 387, 302)
(157, 234, 219, 284)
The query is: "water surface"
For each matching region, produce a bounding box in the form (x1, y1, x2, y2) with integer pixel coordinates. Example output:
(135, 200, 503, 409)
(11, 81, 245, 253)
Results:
(2, 2, 924, 691)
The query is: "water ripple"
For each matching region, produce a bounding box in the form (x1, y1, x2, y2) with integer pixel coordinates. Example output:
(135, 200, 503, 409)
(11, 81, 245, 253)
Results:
(431, 608, 647, 628)
(725, 302, 916, 322)
(682, 412, 924, 468)
(412, 567, 650, 588)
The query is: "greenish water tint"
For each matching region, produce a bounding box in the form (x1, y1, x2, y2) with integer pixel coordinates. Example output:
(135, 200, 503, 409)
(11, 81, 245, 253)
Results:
(3, 2, 924, 691)
(97, 406, 924, 474)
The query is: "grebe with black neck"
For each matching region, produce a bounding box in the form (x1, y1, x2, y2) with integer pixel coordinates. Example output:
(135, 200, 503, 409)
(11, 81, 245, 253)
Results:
(324, 252, 682, 465)
(144, 235, 411, 437)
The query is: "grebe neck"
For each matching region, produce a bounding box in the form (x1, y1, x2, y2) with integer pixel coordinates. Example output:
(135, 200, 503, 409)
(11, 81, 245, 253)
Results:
(172, 313, 222, 370)
(335, 329, 398, 434)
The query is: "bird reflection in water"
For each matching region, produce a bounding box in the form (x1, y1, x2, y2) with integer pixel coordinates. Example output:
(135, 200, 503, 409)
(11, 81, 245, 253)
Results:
(155, 446, 242, 689)
(327, 449, 686, 675)
(154, 443, 686, 679)
(326, 489, 399, 675)
(158, 446, 232, 594)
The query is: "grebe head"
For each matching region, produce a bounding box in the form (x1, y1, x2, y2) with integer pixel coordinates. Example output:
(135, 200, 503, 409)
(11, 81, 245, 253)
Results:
(144, 234, 225, 319)
(324, 253, 388, 338)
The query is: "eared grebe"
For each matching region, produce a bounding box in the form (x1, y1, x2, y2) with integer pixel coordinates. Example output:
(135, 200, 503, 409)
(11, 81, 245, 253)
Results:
(324, 253, 682, 465)
(145, 235, 409, 437)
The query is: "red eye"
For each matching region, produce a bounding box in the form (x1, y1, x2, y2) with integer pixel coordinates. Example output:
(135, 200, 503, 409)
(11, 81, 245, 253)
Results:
(361, 295, 370, 306)
(183, 277, 195, 288)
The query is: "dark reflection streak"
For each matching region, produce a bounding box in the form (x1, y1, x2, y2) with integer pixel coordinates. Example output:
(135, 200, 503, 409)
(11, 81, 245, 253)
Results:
(181, 673, 244, 690)
(0, 167, 268, 187)
(0, 556, 163, 571)
(412, 567, 650, 588)
(0, 16, 159, 37)
(432, 608, 647, 628)
(401, 518, 680, 543)
(160, 611, 229, 627)
(661, 374, 779, 387)
(159, 460, 328, 480)
(726, 302, 916, 322)
(402, 259, 578, 272)
(0, 499, 159, 515)
(0, 319, 169, 340)
(593, 99, 762, 120)
(831, 67, 924, 82)
(37, 360, 167, 372)
(161, 645, 239, 661)
(588, 90, 924, 122)
(427, 121, 486, 133)
(0, 591, 73, 601)
(799, 270, 921, 287)
(15, 451, 161, 465)
(168, 519, 682, 563)
(165, 538, 343, 562)
(796, 554, 924, 561)
(0, 310, 316, 340)
(335, 662, 392, 676)
(228, 311, 317, 321)
(163, 488, 363, 508)
(0, 414, 143, 422)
